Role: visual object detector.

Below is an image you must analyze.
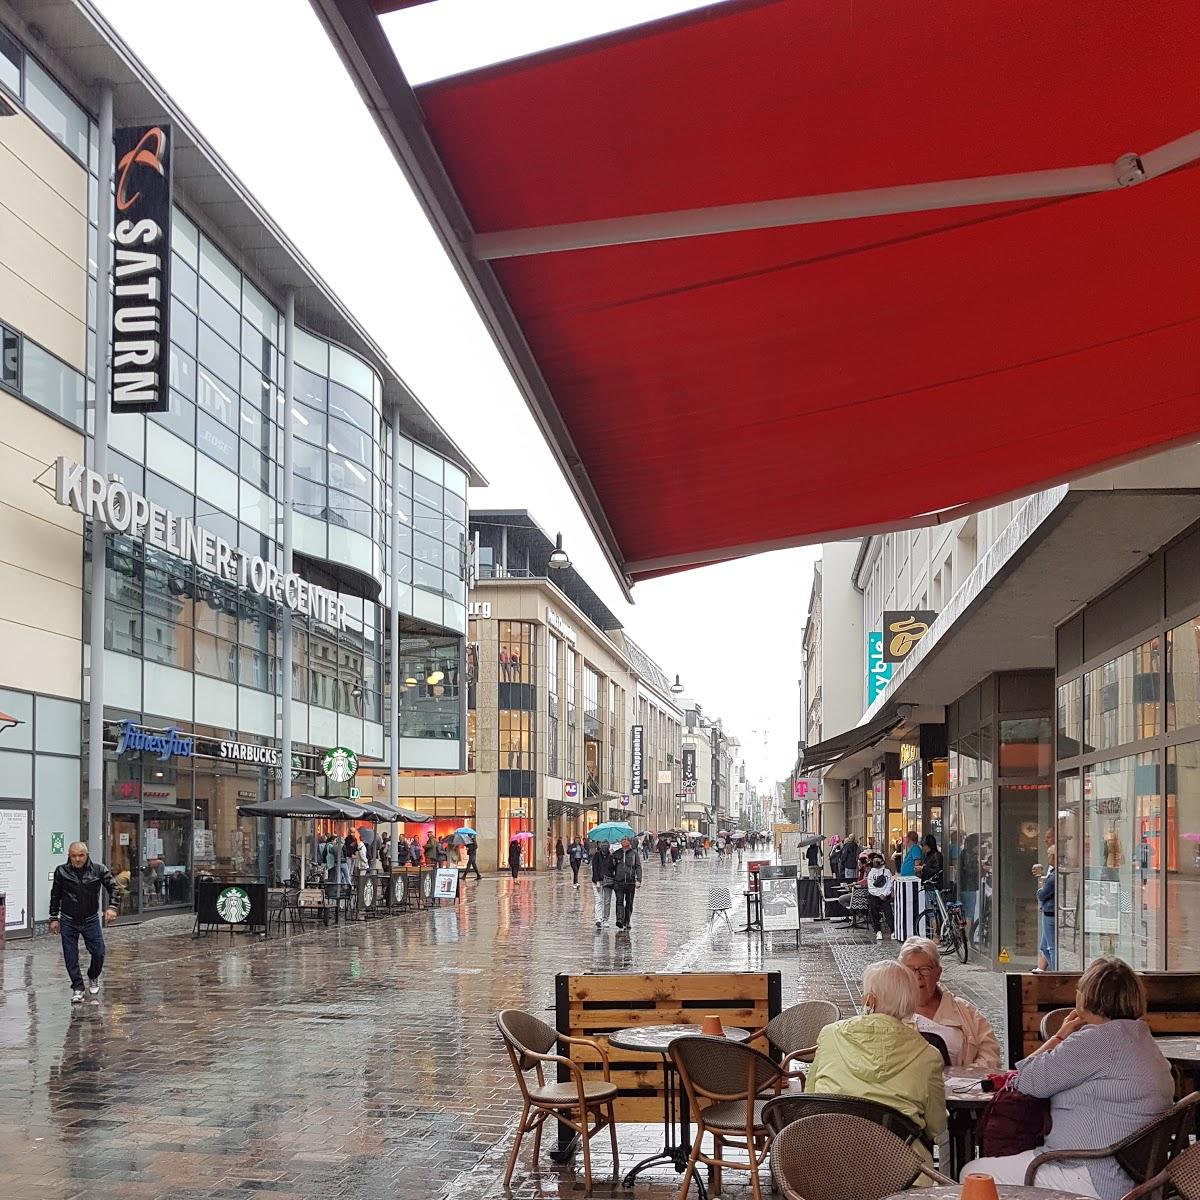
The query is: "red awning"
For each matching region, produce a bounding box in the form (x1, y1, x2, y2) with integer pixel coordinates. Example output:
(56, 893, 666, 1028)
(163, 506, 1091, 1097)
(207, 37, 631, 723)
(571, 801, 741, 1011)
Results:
(312, 0, 1200, 589)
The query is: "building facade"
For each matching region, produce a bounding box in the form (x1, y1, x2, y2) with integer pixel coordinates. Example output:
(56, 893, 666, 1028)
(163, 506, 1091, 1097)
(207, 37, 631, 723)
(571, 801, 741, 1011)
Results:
(802, 446, 1200, 970)
(393, 512, 684, 870)
(0, 1, 479, 933)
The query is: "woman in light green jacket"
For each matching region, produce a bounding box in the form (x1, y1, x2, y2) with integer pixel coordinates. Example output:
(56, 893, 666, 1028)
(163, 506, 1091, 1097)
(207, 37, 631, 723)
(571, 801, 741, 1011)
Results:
(808, 960, 948, 1144)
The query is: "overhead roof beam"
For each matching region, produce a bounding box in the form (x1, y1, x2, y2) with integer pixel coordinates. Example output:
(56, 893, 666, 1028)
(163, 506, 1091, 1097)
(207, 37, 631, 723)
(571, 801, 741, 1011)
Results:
(472, 131, 1200, 260)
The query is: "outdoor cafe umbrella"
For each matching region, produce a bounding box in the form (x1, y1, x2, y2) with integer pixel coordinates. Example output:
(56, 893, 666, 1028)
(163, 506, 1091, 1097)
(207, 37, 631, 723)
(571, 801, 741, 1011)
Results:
(237, 794, 375, 888)
(587, 821, 636, 843)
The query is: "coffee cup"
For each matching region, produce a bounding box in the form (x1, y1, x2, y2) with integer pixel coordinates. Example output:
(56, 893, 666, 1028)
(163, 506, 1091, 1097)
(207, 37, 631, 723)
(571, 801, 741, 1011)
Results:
(700, 1015, 725, 1037)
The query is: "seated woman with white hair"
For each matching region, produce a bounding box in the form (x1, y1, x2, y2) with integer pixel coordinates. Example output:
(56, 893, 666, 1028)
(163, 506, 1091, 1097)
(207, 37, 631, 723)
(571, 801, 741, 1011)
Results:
(899, 936, 1002, 1069)
(807, 959, 948, 1145)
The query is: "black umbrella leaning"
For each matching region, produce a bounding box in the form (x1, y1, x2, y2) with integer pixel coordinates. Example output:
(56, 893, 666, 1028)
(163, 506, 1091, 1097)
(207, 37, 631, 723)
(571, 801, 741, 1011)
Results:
(237, 794, 377, 890)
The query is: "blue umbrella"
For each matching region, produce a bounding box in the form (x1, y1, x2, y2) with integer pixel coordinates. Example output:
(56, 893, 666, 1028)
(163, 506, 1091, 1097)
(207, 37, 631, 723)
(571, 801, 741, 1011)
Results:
(587, 821, 636, 843)
(454, 826, 478, 837)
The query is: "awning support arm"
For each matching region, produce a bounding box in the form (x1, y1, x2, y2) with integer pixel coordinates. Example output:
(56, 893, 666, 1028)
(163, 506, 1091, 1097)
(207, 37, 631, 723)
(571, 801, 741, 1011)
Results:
(471, 131, 1200, 260)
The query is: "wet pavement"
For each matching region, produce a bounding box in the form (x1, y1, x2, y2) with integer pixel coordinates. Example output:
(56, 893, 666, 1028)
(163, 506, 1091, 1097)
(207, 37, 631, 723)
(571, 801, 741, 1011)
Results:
(0, 855, 1002, 1199)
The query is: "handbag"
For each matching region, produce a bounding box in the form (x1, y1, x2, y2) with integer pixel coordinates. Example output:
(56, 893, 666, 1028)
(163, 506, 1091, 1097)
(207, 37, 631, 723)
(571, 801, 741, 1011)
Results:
(975, 1071, 1052, 1157)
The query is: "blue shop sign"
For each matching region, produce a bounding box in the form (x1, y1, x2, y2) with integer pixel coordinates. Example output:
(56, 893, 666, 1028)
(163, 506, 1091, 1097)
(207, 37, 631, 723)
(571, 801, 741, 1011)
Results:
(115, 719, 194, 761)
(866, 631, 893, 705)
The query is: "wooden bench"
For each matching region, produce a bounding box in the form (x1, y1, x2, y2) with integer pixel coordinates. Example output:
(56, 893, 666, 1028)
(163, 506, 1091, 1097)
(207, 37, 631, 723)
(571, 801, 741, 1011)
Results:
(1006, 972, 1200, 1066)
(551, 970, 781, 1154)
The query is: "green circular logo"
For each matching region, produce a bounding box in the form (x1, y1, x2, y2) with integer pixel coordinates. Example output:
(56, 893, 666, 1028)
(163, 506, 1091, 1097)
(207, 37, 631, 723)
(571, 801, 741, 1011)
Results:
(215, 886, 251, 924)
(322, 746, 358, 783)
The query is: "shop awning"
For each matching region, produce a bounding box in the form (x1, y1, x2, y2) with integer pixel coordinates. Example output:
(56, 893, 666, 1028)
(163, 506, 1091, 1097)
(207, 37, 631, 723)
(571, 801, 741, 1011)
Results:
(801, 709, 904, 774)
(312, 0, 1200, 591)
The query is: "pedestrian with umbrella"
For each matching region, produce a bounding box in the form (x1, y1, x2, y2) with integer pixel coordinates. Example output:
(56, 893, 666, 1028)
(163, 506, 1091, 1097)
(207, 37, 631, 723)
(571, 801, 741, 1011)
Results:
(508, 834, 527, 880)
(590, 839, 614, 928)
(454, 827, 482, 880)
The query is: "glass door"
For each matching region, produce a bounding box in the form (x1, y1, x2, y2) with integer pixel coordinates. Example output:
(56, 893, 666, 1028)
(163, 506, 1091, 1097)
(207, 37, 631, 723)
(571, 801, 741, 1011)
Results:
(108, 809, 140, 916)
(143, 809, 192, 909)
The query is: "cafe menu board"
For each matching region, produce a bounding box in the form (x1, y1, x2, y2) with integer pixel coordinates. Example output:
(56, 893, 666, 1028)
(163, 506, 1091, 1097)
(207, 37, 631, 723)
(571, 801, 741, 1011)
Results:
(0, 808, 30, 931)
(434, 868, 459, 900)
(758, 864, 800, 932)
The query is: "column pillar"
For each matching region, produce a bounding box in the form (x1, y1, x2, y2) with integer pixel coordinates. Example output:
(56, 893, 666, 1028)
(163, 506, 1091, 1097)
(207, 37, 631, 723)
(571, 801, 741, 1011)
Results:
(278, 291, 295, 880)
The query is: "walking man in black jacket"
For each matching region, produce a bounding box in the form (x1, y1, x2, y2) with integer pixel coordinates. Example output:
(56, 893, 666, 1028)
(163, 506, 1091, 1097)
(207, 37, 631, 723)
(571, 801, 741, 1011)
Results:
(611, 837, 643, 932)
(49, 842, 119, 1004)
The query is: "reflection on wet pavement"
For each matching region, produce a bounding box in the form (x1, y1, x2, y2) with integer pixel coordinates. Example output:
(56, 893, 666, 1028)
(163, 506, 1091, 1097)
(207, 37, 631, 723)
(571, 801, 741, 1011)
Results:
(0, 857, 1001, 1199)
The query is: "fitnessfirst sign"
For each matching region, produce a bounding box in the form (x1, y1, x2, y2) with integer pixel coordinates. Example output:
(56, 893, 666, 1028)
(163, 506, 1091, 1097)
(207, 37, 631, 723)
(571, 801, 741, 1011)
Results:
(55, 458, 347, 630)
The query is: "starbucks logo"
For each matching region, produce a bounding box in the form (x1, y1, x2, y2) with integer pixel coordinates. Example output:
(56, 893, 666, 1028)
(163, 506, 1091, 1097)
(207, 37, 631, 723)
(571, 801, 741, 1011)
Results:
(216, 886, 251, 924)
(422, 872, 433, 899)
(322, 746, 358, 784)
(361, 878, 375, 907)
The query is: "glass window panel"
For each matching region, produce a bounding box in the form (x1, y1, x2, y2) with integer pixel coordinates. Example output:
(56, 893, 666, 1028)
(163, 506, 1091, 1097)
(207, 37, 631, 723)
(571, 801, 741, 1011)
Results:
(443, 489, 466, 523)
(1056, 771, 1083, 972)
(199, 236, 241, 308)
(21, 341, 84, 428)
(199, 279, 241, 349)
(145, 472, 194, 520)
(328, 415, 370, 467)
(2, 323, 20, 390)
(242, 324, 274, 380)
(327, 489, 372, 537)
(328, 344, 375, 398)
(197, 366, 237, 428)
(1167, 742, 1200, 968)
(0, 27, 21, 96)
(171, 254, 198, 313)
(443, 461, 467, 498)
(292, 475, 325, 519)
(194, 580, 239, 637)
(998, 717, 1052, 778)
(444, 518, 465, 551)
(194, 504, 237, 548)
(1057, 678, 1082, 759)
(194, 632, 238, 682)
(413, 443, 443, 485)
(170, 297, 197, 356)
(291, 400, 325, 446)
(413, 472, 442, 511)
(293, 327, 328, 375)
(171, 209, 200, 268)
(239, 439, 272, 492)
(149, 396, 195, 453)
(1085, 640, 1161, 752)
(414, 531, 443, 569)
(414, 561, 442, 593)
(24, 57, 88, 160)
(327, 454, 371, 500)
(293, 437, 325, 484)
(1167, 618, 1200, 732)
(241, 278, 276, 336)
(413, 500, 442, 538)
(107, 449, 144, 493)
(198, 322, 240, 390)
(329, 380, 373, 432)
(196, 410, 238, 471)
(293, 364, 327, 410)
(169, 346, 197, 401)
(143, 618, 194, 670)
(104, 600, 142, 655)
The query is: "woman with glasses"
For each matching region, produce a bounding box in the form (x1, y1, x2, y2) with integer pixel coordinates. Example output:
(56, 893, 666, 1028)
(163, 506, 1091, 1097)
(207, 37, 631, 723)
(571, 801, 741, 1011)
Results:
(899, 937, 1001, 1068)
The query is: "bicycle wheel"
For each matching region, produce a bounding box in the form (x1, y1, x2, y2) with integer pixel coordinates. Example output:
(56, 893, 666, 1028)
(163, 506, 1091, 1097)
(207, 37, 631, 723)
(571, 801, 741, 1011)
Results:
(946, 914, 969, 963)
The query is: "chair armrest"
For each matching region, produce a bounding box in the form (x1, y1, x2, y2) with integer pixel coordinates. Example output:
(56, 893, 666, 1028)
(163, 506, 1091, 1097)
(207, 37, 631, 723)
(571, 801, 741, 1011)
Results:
(925, 1166, 957, 1186)
(558, 1033, 612, 1080)
(1024, 1146, 1115, 1184)
(1121, 1167, 1171, 1200)
(782, 1047, 817, 1067)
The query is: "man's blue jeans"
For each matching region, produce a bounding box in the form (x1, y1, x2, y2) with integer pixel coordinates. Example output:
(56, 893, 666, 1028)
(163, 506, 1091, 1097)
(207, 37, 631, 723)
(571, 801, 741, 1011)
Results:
(60, 915, 105, 989)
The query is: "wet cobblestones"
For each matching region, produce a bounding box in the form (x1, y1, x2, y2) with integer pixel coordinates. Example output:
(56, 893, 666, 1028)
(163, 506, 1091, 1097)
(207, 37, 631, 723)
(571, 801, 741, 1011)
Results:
(0, 858, 1001, 1199)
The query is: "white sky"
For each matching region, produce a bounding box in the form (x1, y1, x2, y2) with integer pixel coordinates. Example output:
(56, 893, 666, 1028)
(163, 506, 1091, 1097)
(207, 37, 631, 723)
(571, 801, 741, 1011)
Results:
(95, 0, 817, 786)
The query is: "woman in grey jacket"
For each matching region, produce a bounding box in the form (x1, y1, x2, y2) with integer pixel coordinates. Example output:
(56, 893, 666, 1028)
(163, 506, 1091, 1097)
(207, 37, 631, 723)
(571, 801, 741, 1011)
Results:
(962, 957, 1173, 1200)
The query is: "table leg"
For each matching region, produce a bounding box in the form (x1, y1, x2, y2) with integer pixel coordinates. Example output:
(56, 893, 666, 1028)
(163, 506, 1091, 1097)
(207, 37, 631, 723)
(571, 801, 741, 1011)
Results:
(621, 1058, 705, 1197)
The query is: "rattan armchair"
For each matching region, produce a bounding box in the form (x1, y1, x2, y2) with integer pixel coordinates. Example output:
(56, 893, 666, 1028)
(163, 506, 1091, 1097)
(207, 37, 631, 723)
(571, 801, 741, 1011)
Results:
(1025, 1092, 1200, 1189)
(770, 1113, 954, 1200)
(1122, 1140, 1200, 1200)
(762, 1092, 932, 1149)
(496, 1009, 619, 1194)
(1038, 1007, 1074, 1042)
(670, 1035, 785, 1200)
(751, 999, 840, 1085)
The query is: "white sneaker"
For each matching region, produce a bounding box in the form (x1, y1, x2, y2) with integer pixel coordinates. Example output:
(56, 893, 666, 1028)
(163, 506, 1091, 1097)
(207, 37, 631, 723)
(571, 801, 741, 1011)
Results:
(876, 931, 883, 942)
(88, 980, 100, 995)
(71, 989, 84, 1004)
(603, 920, 610, 928)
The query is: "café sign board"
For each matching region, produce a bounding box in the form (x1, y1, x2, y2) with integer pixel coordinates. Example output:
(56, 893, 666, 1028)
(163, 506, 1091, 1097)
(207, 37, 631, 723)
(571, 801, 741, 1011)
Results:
(54, 457, 346, 629)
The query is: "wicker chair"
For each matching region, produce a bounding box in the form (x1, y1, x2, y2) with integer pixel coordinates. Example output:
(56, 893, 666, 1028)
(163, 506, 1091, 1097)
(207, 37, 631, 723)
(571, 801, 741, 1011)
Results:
(496, 1009, 619, 1193)
(762, 1092, 931, 1149)
(750, 999, 840, 1094)
(1039, 1006, 1074, 1042)
(670, 1035, 785, 1200)
(1122, 1140, 1200, 1200)
(1025, 1092, 1200, 1189)
(770, 1114, 954, 1200)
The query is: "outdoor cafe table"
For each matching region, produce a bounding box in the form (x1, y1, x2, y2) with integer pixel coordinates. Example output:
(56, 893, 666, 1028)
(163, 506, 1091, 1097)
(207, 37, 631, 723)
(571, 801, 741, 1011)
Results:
(608, 1024, 750, 1198)
(944, 1065, 992, 1178)
(883, 1188, 1095, 1200)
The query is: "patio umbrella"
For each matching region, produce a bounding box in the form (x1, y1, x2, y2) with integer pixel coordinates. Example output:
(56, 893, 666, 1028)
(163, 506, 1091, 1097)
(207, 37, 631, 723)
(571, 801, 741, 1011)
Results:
(587, 821, 636, 843)
(237, 795, 375, 888)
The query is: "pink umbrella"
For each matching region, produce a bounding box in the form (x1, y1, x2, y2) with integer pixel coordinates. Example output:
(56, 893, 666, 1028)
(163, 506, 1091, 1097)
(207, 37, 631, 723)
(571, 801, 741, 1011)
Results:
(512, 831, 535, 840)
(1182, 833, 1200, 843)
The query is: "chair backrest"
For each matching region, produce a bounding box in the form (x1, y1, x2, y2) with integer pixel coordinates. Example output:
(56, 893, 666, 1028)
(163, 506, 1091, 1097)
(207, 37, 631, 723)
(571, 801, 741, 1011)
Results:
(920, 1030, 951, 1065)
(708, 887, 733, 912)
(497, 1009, 557, 1074)
(1113, 1092, 1200, 1182)
(762, 1093, 927, 1147)
(670, 1035, 782, 1103)
(1166, 1141, 1200, 1200)
(764, 1000, 841, 1056)
(1039, 1006, 1073, 1041)
(770, 1114, 932, 1200)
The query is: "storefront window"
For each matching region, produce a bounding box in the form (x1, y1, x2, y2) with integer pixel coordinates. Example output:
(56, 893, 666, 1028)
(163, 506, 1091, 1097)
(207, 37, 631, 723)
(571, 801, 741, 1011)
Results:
(998, 718, 1052, 778)
(1084, 639, 1160, 753)
(1056, 771, 1082, 971)
(1083, 753, 1162, 970)
(547, 634, 560, 779)
(1167, 618, 1200, 732)
(500, 797, 533, 868)
(997, 783, 1052, 963)
(1057, 678, 1082, 758)
(1167, 742, 1200, 968)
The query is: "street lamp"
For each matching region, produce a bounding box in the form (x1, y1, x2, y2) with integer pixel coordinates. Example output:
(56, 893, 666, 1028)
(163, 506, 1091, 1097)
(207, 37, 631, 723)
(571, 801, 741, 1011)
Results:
(548, 532, 571, 570)
(670, 674, 684, 695)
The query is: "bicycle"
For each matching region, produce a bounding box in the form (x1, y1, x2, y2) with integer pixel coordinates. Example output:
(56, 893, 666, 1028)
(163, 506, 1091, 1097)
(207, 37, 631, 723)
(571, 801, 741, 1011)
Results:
(918, 885, 970, 964)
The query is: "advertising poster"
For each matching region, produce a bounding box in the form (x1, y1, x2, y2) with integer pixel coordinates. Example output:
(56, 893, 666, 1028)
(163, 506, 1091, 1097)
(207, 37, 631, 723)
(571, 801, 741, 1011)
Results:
(434, 868, 459, 899)
(758, 864, 800, 931)
(0, 808, 30, 931)
(1087, 876, 1122, 935)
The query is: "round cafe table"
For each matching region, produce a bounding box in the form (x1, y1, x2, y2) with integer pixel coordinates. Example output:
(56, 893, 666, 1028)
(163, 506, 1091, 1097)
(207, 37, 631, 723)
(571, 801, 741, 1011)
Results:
(607, 1023, 751, 1199)
(942, 1065, 993, 1178)
(1153, 1036, 1200, 1066)
(883, 1188, 1095, 1200)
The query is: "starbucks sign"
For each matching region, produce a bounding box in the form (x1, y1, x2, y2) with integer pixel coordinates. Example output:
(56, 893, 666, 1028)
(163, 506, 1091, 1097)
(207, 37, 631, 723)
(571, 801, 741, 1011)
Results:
(215, 886, 251, 924)
(322, 746, 358, 784)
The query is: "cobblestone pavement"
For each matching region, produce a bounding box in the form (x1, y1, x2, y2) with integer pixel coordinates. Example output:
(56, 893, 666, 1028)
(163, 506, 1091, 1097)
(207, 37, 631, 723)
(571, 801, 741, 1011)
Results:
(0, 856, 1002, 1200)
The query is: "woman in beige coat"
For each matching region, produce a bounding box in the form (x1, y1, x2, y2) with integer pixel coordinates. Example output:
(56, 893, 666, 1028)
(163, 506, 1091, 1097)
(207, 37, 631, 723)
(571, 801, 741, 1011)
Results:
(899, 936, 1002, 1068)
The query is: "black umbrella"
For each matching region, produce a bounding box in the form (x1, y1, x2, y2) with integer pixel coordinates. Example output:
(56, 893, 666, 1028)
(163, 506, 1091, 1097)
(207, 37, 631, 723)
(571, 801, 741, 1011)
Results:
(236, 794, 373, 821)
